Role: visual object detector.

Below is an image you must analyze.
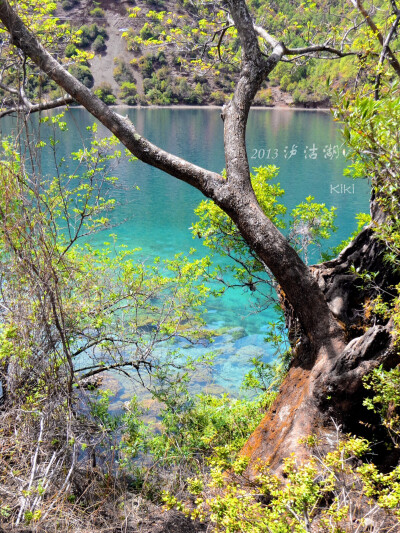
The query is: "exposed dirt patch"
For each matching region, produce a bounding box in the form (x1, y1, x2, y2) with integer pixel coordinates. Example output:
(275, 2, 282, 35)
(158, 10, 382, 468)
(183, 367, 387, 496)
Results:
(89, 10, 134, 96)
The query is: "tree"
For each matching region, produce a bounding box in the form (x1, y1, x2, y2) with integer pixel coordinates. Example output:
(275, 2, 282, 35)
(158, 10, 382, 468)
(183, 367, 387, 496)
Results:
(0, 0, 398, 471)
(0, 129, 212, 402)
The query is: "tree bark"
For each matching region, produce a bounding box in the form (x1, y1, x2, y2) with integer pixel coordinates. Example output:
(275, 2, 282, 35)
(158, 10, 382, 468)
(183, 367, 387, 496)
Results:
(242, 224, 399, 472)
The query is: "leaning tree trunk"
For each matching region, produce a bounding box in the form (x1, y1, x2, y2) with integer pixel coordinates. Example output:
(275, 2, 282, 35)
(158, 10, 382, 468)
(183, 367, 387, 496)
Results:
(241, 214, 399, 473)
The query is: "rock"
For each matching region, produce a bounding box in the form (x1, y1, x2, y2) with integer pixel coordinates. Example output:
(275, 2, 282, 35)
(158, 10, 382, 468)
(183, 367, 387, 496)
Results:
(108, 400, 125, 414)
(213, 343, 236, 360)
(80, 375, 103, 389)
(101, 374, 123, 396)
(213, 326, 247, 341)
(228, 327, 247, 341)
(120, 391, 135, 401)
(190, 366, 213, 385)
(234, 334, 263, 349)
(234, 345, 264, 362)
(203, 383, 228, 396)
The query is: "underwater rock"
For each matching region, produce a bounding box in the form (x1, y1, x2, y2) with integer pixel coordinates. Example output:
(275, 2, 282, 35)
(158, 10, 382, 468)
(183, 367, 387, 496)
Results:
(101, 374, 123, 395)
(213, 326, 247, 341)
(235, 345, 265, 362)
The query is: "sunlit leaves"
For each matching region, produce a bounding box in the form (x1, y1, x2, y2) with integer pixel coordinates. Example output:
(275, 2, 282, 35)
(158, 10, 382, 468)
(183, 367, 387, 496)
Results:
(289, 195, 337, 264)
(0, 127, 212, 403)
(165, 433, 400, 532)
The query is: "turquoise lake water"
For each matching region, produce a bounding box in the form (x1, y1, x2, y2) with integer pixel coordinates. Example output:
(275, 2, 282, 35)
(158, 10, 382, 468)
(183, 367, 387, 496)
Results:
(0, 107, 370, 397)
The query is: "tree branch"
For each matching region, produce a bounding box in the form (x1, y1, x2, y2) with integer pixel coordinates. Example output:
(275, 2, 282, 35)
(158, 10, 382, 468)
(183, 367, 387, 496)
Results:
(284, 44, 357, 57)
(253, 23, 357, 59)
(0, 95, 75, 118)
(350, 0, 400, 78)
(375, 13, 400, 98)
(77, 360, 153, 380)
(0, 0, 224, 200)
(0, 80, 18, 95)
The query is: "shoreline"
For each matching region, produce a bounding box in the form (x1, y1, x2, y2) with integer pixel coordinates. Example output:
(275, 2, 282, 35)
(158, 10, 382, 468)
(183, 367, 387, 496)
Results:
(68, 103, 332, 112)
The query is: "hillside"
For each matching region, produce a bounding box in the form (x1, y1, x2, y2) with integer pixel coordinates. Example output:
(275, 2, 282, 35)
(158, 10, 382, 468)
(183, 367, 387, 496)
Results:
(57, 0, 358, 107)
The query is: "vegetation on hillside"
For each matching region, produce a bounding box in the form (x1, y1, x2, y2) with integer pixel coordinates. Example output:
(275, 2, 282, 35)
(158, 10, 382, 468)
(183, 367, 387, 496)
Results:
(56, 0, 396, 106)
(2, 0, 395, 108)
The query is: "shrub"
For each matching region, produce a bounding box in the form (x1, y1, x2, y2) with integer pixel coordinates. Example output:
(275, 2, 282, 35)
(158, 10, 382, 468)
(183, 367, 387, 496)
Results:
(136, 94, 148, 106)
(93, 34, 106, 53)
(94, 82, 116, 105)
(254, 88, 273, 106)
(92, 24, 107, 40)
(279, 73, 291, 92)
(156, 50, 167, 66)
(78, 25, 91, 48)
(139, 22, 155, 41)
(61, 0, 79, 10)
(292, 88, 307, 105)
(89, 7, 105, 18)
(143, 0, 165, 6)
(165, 434, 400, 532)
(78, 23, 107, 49)
(123, 28, 141, 53)
(193, 82, 205, 104)
(119, 82, 137, 105)
(137, 55, 156, 78)
(68, 64, 94, 88)
(113, 57, 134, 84)
(64, 43, 77, 58)
(145, 87, 171, 105)
(210, 90, 226, 105)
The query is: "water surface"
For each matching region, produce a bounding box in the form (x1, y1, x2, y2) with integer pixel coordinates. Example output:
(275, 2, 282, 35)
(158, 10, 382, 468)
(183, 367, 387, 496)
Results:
(0, 108, 370, 395)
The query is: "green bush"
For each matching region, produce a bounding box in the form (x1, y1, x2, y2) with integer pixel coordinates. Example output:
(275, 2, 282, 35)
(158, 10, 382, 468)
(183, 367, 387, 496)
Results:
(139, 22, 155, 41)
(279, 73, 291, 92)
(62, 0, 79, 10)
(156, 50, 167, 66)
(91, 24, 107, 40)
(94, 82, 116, 105)
(145, 87, 171, 105)
(254, 88, 273, 106)
(123, 28, 141, 53)
(119, 82, 137, 105)
(136, 94, 148, 106)
(113, 57, 134, 84)
(92, 35, 106, 53)
(78, 26, 91, 48)
(89, 7, 105, 18)
(137, 52, 167, 78)
(148, 393, 266, 463)
(165, 434, 400, 532)
(78, 23, 107, 49)
(64, 43, 77, 58)
(130, 58, 139, 69)
(142, 0, 165, 6)
(68, 64, 94, 88)
(210, 90, 226, 105)
(137, 55, 156, 78)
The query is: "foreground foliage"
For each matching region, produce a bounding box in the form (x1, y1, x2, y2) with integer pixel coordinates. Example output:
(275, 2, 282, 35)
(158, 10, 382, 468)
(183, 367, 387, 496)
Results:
(165, 433, 400, 532)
